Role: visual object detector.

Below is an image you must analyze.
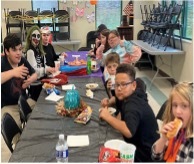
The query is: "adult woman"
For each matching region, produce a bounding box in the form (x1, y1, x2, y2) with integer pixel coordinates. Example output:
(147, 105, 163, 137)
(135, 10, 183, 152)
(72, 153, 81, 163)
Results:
(98, 30, 141, 80)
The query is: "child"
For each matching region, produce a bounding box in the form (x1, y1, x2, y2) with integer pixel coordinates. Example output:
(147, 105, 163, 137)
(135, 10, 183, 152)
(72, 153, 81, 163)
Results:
(104, 52, 120, 98)
(151, 82, 193, 162)
(41, 26, 67, 72)
(99, 63, 159, 162)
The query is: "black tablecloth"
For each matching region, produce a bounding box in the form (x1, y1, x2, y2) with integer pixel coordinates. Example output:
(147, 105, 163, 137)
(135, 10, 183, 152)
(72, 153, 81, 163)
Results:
(9, 77, 123, 162)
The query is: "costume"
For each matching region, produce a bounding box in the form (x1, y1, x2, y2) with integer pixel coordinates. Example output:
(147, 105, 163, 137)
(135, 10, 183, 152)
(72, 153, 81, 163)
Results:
(119, 89, 160, 162)
(151, 133, 193, 162)
(43, 43, 59, 67)
(25, 26, 46, 101)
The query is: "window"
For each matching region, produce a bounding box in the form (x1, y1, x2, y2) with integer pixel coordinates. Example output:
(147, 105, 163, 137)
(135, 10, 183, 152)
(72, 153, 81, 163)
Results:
(32, 0, 58, 32)
(162, 0, 193, 40)
(96, 0, 122, 30)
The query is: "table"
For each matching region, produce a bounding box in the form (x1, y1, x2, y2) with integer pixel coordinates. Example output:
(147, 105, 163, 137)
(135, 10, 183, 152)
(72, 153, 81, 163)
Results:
(131, 40, 185, 88)
(9, 76, 122, 162)
(60, 51, 103, 78)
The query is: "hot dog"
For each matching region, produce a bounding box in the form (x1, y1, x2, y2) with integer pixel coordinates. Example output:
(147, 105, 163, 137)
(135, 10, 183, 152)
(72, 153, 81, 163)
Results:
(166, 118, 183, 139)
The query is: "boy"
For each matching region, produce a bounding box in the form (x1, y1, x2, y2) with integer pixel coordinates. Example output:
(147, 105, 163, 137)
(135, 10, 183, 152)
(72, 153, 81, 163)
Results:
(104, 52, 120, 98)
(1, 34, 38, 127)
(99, 64, 159, 162)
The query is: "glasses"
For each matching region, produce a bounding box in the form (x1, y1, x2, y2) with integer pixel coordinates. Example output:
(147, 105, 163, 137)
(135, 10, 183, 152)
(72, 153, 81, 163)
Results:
(114, 81, 134, 89)
(108, 35, 117, 41)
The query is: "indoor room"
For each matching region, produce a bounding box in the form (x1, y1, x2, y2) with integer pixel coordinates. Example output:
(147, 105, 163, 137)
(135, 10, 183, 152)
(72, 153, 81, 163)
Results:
(1, 0, 193, 162)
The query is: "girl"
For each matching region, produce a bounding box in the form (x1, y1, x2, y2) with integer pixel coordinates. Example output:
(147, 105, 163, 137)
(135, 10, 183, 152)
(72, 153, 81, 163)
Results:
(151, 82, 193, 162)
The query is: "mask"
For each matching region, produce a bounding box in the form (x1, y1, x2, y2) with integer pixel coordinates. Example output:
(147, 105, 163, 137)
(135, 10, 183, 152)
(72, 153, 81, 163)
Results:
(31, 30, 40, 47)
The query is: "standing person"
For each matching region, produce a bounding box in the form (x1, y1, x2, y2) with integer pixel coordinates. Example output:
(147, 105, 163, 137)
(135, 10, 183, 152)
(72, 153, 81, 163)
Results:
(151, 82, 193, 162)
(1, 34, 38, 127)
(41, 26, 67, 72)
(99, 64, 159, 162)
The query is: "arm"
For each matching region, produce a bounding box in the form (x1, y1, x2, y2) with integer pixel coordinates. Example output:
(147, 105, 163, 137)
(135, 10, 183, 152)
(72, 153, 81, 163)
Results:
(22, 72, 38, 89)
(99, 107, 132, 138)
(1, 65, 29, 84)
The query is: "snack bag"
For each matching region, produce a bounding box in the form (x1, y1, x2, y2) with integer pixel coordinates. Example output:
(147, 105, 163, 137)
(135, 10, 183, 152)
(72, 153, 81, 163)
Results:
(98, 146, 120, 162)
(74, 106, 92, 124)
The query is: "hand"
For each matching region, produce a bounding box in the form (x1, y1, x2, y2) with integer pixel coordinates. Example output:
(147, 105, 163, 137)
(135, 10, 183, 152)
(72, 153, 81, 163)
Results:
(101, 98, 109, 107)
(99, 106, 110, 120)
(13, 64, 29, 79)
(160, 121, 175, 139)
(61, 52, 68, 58)
(47, 67, 56, 74)
(22, 75, 32, 89)
(120, 39, 125, 47)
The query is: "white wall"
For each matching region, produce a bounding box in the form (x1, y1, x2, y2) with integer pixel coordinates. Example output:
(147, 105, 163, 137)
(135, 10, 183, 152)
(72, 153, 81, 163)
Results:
(1, 0, 193, 82)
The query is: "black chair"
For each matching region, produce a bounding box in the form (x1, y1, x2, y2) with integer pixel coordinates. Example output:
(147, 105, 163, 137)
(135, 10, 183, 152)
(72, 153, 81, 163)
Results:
(78, 30, 96, 51)
(18, 95, 32, 126)
(38, 9, 54, 30)
(156, 100, 167, 121)
(1, 113, 22, 153)
(53, 8, 70, 41)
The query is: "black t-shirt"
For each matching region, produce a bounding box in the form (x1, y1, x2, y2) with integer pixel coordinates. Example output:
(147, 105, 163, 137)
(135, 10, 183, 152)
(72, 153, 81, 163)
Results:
(120, 89, 160, 162)
(1, 56, 36, 107)
(43, 43, 59, 67)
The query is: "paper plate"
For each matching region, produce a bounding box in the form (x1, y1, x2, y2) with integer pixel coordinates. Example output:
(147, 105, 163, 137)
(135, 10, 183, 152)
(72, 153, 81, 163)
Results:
(86, 83, 98, 90)
(104, 139, 126, 151)
(99, 107, 116, 115)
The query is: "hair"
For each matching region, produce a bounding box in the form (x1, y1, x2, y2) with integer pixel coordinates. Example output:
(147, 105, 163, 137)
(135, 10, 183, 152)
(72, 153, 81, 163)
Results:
(163, 82, 193, 138)
(105, 52, 120, 66)
(116, 63, 136, 81)
(108, 30, 120, 38)
(25, 25, 45, 56)
(100, 29, 111, 52)
(3, 34, 22, 55)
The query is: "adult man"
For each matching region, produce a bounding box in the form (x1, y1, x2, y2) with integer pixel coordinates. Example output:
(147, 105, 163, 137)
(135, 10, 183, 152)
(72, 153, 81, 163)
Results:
(1, 34, 38, 127)
(99, 64, 159, 162)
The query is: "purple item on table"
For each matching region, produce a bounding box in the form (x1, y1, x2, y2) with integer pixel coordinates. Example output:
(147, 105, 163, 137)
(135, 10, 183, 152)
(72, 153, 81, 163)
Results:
(60, 51, 103, 77)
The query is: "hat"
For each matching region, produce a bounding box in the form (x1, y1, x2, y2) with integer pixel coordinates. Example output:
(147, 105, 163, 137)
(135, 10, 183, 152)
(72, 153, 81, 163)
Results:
(40, 26, 51, 34)
(95, 24, 107, 36)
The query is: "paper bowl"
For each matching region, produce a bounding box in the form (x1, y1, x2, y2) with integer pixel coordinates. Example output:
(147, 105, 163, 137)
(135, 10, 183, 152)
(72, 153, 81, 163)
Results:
(99, 107, 116, 115)
(104, 139, 126, 151)
(86, 83, 98, 90)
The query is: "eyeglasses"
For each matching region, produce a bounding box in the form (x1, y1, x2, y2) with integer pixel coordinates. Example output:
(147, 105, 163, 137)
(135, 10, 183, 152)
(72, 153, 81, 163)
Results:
(114, 81, 134, 89)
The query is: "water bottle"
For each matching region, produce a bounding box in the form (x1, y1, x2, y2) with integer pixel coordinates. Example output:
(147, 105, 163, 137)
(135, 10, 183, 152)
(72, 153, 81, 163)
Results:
(87, 55, 91, 74)
(56, 134, 68, 163)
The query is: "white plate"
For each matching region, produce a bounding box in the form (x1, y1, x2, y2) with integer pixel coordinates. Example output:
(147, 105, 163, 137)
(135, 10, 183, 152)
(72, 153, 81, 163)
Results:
(104, 139, 126, 151)
(86, 83, 98, 90)
(99, 107, 116, 115)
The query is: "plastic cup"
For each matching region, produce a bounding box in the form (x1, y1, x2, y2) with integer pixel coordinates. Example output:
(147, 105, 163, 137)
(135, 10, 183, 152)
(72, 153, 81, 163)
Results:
(91, 60, 97, 70)
(110, 75, 115, 90)
(119, 143, 136, 163)
(59, 55, 65, 65)
(54, 61, 60, 71)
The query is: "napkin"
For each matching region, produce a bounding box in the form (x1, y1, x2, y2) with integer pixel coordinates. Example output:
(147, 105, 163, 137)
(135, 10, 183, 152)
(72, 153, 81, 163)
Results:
(62, 84, 76, 90)
(67, 135, 89, 147)
(45, 92, 64, 102)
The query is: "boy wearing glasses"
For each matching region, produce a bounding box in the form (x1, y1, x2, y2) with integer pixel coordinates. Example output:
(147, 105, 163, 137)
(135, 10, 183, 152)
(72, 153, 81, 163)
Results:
(99, 64, 159, 162)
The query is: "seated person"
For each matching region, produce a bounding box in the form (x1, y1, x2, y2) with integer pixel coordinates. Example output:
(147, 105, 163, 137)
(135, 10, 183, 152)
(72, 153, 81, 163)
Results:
(99, 63, 159, 162)
(41, 26, 67, 73)
(151, 82, 193, 162)
(1, 34, 38, 128)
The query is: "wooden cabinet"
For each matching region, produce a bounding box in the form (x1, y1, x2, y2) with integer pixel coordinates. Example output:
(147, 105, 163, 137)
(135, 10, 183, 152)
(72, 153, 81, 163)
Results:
(117, 26, 133, 40)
